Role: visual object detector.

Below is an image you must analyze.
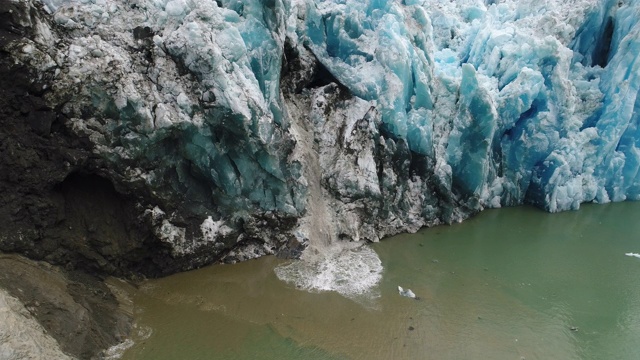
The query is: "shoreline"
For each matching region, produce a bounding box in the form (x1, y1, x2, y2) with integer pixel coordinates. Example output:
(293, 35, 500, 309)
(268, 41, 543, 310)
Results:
(0, 254, 132, 359)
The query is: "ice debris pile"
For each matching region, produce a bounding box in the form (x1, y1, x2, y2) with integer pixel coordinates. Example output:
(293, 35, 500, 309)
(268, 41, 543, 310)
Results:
(5, 0, 639, 268)
(275, 244, 383, 298)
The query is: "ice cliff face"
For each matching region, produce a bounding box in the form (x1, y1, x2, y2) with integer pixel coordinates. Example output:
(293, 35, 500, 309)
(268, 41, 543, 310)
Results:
(1, 0, 639, 273)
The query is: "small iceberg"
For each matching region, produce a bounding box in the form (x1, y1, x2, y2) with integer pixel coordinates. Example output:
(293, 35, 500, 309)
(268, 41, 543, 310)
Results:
(398, 286, 416, 299)
(625, 252, 640, 259)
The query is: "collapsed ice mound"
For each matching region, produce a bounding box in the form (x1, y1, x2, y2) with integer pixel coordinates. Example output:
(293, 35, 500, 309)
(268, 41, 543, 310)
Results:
(274, 244, 383, 298)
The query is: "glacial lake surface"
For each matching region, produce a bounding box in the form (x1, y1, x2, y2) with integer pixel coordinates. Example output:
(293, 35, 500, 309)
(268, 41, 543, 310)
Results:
(120, 203, 640, 360)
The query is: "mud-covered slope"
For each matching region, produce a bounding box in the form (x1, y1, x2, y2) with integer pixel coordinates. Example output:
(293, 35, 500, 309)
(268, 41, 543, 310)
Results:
(0, 254, 132, 360)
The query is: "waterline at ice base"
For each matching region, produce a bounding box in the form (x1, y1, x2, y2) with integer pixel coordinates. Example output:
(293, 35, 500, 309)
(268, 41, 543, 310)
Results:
(1, 0, 638, 280)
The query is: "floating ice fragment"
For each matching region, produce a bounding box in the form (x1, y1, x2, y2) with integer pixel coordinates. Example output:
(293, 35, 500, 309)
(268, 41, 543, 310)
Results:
(398, 286, 416, 299)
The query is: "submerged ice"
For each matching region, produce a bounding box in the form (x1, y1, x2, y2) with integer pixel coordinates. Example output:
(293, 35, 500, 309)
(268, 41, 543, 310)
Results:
(11, 0, 640, 272)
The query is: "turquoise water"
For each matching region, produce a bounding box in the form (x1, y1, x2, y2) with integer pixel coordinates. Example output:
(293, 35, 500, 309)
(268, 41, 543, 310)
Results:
(121, 203, 640, 360)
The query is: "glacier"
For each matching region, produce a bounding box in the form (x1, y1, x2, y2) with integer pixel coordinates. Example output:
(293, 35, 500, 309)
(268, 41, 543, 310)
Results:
(1, 0, 639, 274)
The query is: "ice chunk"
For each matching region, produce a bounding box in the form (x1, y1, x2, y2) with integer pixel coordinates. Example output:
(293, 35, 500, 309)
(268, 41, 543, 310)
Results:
(398, 286, 416, 299)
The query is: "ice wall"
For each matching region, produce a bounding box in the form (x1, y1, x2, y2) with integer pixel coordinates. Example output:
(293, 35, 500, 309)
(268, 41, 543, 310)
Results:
(301, 0, 640, 213)
(8, 0, 639, 268)
(22, 0, 310, 262)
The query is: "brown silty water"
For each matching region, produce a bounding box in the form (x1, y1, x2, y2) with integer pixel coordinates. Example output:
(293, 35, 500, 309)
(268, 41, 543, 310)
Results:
(119, 202, 640, 360)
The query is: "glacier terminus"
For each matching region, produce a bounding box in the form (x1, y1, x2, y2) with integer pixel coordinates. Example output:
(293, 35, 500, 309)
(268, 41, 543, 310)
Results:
(0, 0, 639, 275)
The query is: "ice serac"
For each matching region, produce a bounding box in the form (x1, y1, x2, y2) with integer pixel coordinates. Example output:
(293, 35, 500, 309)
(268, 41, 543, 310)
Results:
(2, 0, 639, 274)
